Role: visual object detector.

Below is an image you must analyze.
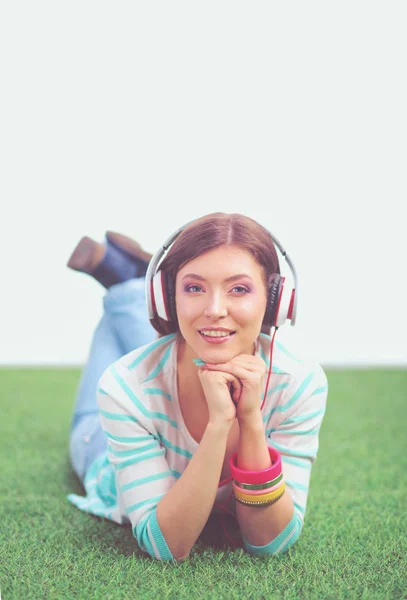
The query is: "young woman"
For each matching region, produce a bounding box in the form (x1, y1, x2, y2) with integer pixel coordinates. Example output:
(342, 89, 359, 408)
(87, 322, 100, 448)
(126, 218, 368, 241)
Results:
(67, 212, 328, 561)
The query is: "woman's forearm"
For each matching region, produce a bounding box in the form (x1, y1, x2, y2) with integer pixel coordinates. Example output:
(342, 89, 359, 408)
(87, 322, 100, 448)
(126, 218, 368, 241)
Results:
(236, 415, 294, 545)
(156, 421, 230, 560)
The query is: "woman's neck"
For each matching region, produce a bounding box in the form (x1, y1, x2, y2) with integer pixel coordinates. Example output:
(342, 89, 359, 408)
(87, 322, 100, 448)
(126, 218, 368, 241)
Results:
(176, 336, 207, 403)
(177, 336, 199, 378)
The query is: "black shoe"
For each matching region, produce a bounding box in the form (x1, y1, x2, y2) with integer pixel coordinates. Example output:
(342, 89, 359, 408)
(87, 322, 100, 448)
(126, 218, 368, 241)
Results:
(105, 231, 152, 277)
(67, 235, 142, 288)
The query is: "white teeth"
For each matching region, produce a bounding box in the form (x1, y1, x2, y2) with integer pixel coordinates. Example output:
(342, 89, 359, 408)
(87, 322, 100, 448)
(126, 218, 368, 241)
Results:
(200, 330, 232, 337)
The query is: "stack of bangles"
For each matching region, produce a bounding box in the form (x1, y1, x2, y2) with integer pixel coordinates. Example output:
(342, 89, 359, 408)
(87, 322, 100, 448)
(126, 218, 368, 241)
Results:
(229, 446, 285, 507)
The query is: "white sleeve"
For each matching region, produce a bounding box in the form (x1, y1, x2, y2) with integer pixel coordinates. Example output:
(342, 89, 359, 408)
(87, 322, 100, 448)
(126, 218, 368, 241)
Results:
(266, 362, 328, 527)
(97, 363, 176, 561)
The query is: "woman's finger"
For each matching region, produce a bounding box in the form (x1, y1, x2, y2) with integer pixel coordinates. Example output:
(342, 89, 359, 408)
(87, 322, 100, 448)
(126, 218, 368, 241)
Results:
(201, 361, 266, 383)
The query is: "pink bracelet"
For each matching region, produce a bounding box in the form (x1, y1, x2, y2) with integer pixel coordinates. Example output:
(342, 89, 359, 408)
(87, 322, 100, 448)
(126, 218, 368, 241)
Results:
(230, 446, 282, 485)
(233, 476, 284, 496)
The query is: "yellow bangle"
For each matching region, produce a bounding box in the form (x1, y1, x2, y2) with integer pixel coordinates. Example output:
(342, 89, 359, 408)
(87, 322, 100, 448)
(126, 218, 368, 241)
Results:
(235, 489, 285, 507)
(234, 482, 286, 504)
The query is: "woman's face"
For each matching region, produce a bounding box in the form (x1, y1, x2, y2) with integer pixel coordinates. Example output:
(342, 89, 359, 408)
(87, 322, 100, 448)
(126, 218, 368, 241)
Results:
(175, 244, 268, 364)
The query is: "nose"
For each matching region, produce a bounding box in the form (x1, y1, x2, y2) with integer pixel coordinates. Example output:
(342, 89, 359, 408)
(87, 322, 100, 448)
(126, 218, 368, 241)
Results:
(204, 292, 228, 320)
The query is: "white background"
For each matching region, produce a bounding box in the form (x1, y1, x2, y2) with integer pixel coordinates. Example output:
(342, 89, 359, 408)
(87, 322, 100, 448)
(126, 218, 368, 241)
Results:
(1, 2, 405, 367)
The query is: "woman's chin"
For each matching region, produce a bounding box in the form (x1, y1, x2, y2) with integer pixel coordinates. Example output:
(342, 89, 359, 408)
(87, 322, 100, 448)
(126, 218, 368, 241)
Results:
(197, 345, 241, 365)
(182, 332, 252, 364)
(196, 338, 257, 364)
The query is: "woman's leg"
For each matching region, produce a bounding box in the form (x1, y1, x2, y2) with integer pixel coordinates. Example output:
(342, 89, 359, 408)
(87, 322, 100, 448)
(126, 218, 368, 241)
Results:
(69, 277, 157, 482)
(103, 276, 157, 355)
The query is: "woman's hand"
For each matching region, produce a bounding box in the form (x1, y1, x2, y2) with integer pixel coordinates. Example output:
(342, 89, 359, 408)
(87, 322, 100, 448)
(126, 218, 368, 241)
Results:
(197, 367, 240, 427)
(198, 354, 267, 425)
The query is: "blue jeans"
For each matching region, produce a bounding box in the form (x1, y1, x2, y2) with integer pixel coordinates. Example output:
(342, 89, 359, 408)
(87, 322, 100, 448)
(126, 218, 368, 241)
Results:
(69, 278, 157, 483)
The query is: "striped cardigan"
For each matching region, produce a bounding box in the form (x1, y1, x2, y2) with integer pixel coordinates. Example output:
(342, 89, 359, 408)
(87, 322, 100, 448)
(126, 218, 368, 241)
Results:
(67, 333, 328, 560)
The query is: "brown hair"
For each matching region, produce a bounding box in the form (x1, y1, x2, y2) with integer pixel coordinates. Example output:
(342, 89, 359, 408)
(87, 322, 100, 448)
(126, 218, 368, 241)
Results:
(150, 212, 281, 336)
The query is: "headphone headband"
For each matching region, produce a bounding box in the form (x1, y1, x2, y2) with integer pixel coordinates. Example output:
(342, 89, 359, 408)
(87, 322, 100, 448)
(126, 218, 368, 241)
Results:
(145, 220, 299, 326)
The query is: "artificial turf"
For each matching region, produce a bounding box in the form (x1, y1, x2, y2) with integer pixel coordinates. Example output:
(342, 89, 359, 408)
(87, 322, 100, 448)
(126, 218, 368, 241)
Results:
(0, 367, 406, 599)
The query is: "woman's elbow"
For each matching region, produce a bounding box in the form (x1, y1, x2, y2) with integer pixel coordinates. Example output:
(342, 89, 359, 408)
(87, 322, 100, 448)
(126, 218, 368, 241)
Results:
(137, 536, 191, 562)
(243, 512, 303, 557)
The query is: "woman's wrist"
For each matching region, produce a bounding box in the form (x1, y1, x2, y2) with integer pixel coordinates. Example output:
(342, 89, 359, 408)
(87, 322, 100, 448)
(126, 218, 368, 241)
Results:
(237, 410, 263, 431)
(206, 418, 234, 436)
(237, 413, 270, 471)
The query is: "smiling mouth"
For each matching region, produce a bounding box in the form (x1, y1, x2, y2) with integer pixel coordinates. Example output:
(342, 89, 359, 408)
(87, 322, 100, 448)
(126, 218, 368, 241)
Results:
(198, 330, 236, 338)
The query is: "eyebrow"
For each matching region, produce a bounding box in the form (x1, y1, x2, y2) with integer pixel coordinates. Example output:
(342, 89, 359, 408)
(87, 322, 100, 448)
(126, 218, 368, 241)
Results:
(181, 273, 253, 283)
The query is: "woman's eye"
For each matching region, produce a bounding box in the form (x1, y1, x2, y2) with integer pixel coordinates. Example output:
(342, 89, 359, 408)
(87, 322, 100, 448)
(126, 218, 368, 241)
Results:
(231, 286, 249, 294)
(185, 285, 203, 293)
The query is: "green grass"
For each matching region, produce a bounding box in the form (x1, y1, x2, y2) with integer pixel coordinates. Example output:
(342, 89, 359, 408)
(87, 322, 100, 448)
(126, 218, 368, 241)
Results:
(0, 367, 406, 599)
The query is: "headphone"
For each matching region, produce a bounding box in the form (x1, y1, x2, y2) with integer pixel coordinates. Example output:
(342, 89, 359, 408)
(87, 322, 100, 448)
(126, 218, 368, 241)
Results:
(145, 219, 299, 329)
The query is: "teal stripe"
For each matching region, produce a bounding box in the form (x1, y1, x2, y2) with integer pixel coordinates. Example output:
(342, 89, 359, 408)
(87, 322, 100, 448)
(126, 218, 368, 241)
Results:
(281, 408, 325, 425)
(134, 507, 154, 541)
(144, 518, 160, 559)
(157, 433, 193, 459)
(97, 387, 108, 395)
(148, 509, 174, 561)
(279, 371, 315, 412)
(294, 502, 305, 515)
(134, 508, 174, 561)
(263, 408, 277, 422)
(281, 455, 312, 470)
(170, 468, 182, 479)
(265, 427, 276, 436)
(111, 364, 178, 428)
(127, 494, 165, 512)
(143, 387, 172, 401)
(286, 480, 309, 492)
(267, 382, 289, 397)
(144, 344, 173, 382)
(108, 441, 158, 457)
(105, 432, 154, 443)
(128, 334, 176, 370)
(262, 373, 313, 423)
(120, 471, 172, 492)
(276, 426, 321, 436)
(262, 383, 290, 422)
(99, 409, 139, 422)
(139, 527, 156, 558)
(311, 384, 328, 396)
(115, 449, 165, 470)
(274, 341, 302, 363)
(269, 439, 317, 458)
(68, 496, 108, 513)
(279, 515, 302, 553)
(259, 334, 289, 374)
(242, 511, 299, 556)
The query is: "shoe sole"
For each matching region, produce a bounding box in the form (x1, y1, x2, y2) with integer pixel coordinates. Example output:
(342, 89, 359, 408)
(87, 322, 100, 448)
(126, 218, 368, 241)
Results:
(105, 231, 152, 264)
(67, 236, 105, 274)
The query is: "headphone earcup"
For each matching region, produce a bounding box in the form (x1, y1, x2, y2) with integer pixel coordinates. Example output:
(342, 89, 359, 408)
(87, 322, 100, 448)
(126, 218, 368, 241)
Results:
(265, 275, 284, 327)
(265, 275, 296, 328)
(152, 270, 176, 322)
(164, 273, 177, 322)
